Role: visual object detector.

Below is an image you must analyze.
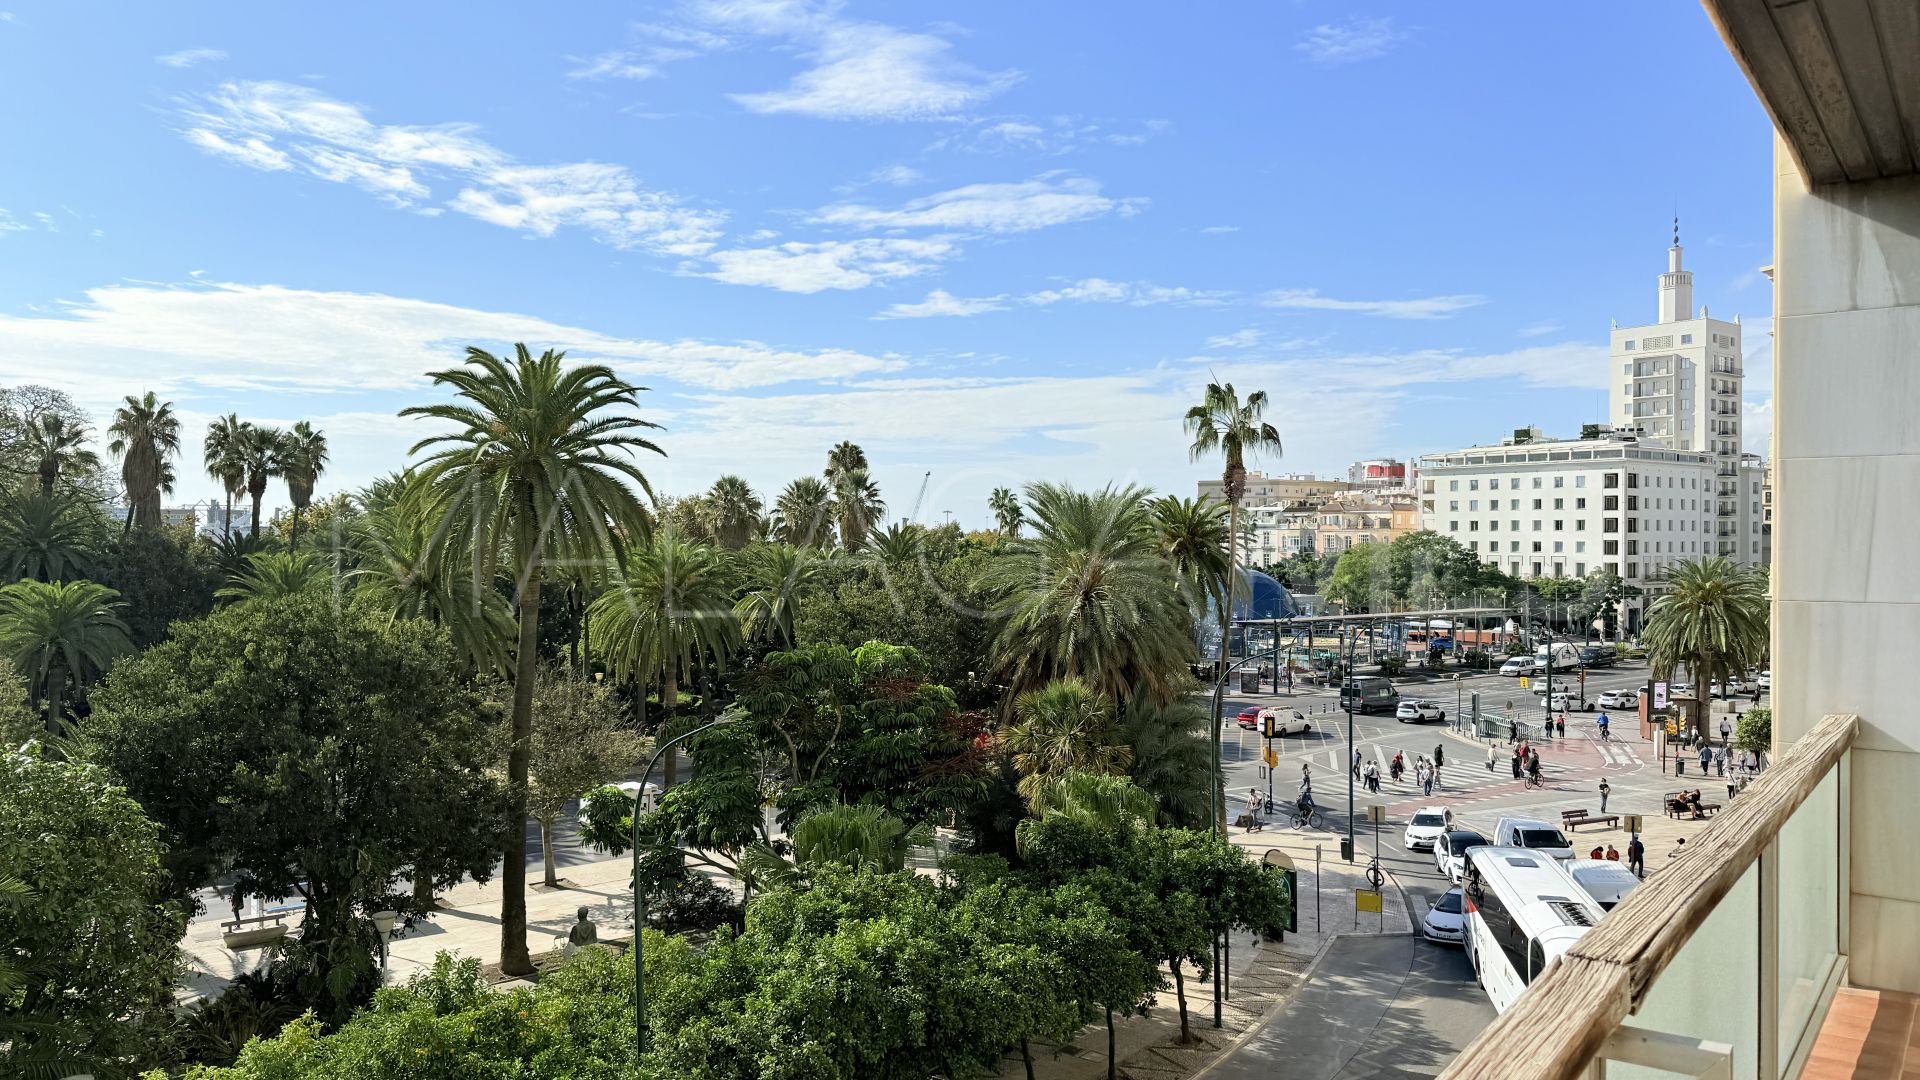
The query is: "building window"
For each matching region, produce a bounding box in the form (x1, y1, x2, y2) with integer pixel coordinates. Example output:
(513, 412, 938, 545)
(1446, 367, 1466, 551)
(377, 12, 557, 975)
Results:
(1511, 520, 1521, 532)
(1448, 520, 1458, 532)
(1553, 519, 1564, 530)
(1533, 499, 1543, 510)
(1604, 473, 1619, 489)
(1680, 334, 1692, 344)
(1532, 478, 1543, 489)
(1489, 521, 1498, 531)
(1468, 541, 1478, 551)
(1469, 521, 1480, 532)
(1468, 500, 1478, 511)
(1604, 539, 1618, 555)
(1575, 519, 1585, 530)
(1469, 480, 1479, 490)
(1532, 561, 1544, 577)
(1575, 542, 1586, 553)
(1532, 542, 1543, 553)
(1575, 498, 1586, 509)
(1625, 340, 1636, 350)
(1604, 495, 1619, 511)
(1510, 499, 1519, 510)
(1575, 476, 1586, 488)
(1553, 477, 1564, 488)
(1532, 520, 1542, 531)
(1604, 518, 1619, 533)
(1489, 479, 1500, 490)
(1449, 480, 1458, 492)
(1626, 563, 1638, 578)
(1554, 498, 1564, 510)
(1449, 500, 1458, 511)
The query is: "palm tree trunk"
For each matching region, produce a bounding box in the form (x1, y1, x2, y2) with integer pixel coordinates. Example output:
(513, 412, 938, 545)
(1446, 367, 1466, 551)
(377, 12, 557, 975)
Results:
(224, 490, 235, 537)
(250, 493, 264, 540)
(44, 662, 65, 737)
(289, 507, 302, 549)
(499, 565, 541, 977)
(662, 670, 679, 788)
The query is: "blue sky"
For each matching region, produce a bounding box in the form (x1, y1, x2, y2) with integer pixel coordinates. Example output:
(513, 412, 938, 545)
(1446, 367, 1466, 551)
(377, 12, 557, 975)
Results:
(0, 2, 1776, 525)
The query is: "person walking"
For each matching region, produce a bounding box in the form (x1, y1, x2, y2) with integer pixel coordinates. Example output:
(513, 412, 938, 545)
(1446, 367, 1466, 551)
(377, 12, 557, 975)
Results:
(1557, 715, 1567, 738)
(1598, 777, 1612, 813)
(1352, 749, 1362, 780)
(1300, 762, 1312, 795)
(1627, 833, 1646, 879)
(1433, 743, 1446, 770)
(1543, 713, 1554, 741)
(1719, 715, 1733, 747)
(1508, 716, 1518, 745)
(1391, 751, 1405, 784)
(1421, 761, 1435, 797)
(1698, 743, 1712, 775)
(1245, 788, 1264, 832)
(1486, 743, 1498, 772)
(1510, 749, 1523, 779)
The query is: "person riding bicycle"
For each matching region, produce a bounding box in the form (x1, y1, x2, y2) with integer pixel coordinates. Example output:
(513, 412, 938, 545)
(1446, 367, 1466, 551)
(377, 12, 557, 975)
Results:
(1526, 753, 1543, 784)
(1294, 790, 1317, 820)
(1597, 712, 1611, 740)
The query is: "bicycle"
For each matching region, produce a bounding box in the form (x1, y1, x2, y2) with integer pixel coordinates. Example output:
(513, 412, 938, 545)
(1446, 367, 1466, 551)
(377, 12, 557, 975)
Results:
(1523, 772, 1545, 790)
(1364, 853, 1385, 890)
(1290, 806, 1326, 830)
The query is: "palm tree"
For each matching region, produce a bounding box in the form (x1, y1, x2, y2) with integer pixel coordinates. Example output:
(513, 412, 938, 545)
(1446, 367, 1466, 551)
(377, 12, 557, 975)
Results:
(790, 803, 913, 872)
(280, 421, 330, 548)
(107, 392, 181, 534)
(0, 579, 134, 733)
(1116, 695, 1216, 828)
(1149, 495, 1230, 621)
(401, 343, 663, 979)
(1642, 557, 1769, 739)
(705, 475, 763, 549)
(988, 486, 1023, 538)
(349, 472, 515, 675)
(861, 521, 924, 566)
(1015, 769, 1157, 853)
(235, 424, 287, 540)
(588, 527, 739, 788)
(0, 493, 101, 583)
(203, 414, 249, 537)
(984, 482, 1195, 706)
(825, 440, 869, 479)
(25, 414, 99, 497)
(771, 476, 836, 547)
(1000, 677, 1133, 807)
(732, 543, 822, 649)
(830, 467, 885, 551)
(216, 551, 328, 602)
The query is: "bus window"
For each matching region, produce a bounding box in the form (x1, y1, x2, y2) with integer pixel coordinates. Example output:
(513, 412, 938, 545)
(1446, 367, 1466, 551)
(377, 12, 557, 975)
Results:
(1526, 939, 1547, 985)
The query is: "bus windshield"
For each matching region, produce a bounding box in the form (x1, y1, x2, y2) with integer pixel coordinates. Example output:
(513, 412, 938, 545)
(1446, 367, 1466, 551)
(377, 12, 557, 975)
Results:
(1517, 828, 1569, 848)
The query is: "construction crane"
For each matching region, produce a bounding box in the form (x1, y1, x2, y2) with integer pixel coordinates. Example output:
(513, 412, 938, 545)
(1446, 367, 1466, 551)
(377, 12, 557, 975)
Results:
(905, 470, 931, 524)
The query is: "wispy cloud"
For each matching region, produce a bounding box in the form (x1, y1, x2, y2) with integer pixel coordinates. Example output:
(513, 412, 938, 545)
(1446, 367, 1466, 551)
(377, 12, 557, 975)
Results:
(0, 210, 28, 235)
(157, 47, 227, 68)
(1200, 224, 1239, 235)
(566, 22, 730, 82)
(1517, 321, 1560, 337)
(814, 175, 1143, 234)
(178, 81, 724, 255)
(928, 116, 1171, 155)
(874, 289, 1006, 319)
(703, 237, 957, 293)
(1263, 288, 1482, 320)
(1296, 17, 1406, 65)
(1026, 278, 1227, 307)
(835, 164, 925, 193)
(1206, 328, 1265, 349)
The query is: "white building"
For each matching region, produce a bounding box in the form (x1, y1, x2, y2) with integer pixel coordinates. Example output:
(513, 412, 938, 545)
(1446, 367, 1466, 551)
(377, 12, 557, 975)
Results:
(1608, 225, 1762, 562)
(1240, 501, 1320, 566)
(1419, 431, 1740, 630)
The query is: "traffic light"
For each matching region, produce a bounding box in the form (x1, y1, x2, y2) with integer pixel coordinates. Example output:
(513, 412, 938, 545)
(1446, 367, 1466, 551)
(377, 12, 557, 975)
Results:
(1262, 712, 1277, 739)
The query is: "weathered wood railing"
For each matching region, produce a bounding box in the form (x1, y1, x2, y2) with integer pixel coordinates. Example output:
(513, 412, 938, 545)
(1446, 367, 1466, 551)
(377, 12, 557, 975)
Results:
(1441, 711, 1857, 1080)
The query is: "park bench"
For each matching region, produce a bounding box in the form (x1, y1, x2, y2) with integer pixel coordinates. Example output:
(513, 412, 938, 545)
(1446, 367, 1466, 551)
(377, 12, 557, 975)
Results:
(1663, 792, 1723, 819)
(1560, 808, 1619, 832)
(221, 912, 290, 950)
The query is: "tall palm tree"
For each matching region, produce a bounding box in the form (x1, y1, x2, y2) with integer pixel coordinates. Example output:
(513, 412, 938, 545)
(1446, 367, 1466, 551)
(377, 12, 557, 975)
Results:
(349, 472, 514, 674)
(215, 551, 328, 602)
(988, 486, 1024, 538)
(25, 414, 99, 497)
(705, 475, 763, 550)
(235, 423, 287, 540)
(830, 467, 885, 551)
(588, 527, 739, 788)
(732, 542, 822, 649)
(0, 493, 101, 583)
(107, 392, 181, 534)
(0, 579, 134, 733)
(825, 440, 869, 479)
(1642, 557, 1769, 739)
(771, 476, 836, 547)
(280, 421, 330, 549)
(1000, 677, 1133, 807)
(203, 414, 250, 537)
(984, 482, 1195, 706)
(401, 343, 662, 979)
(1149, 495, 1231, 622)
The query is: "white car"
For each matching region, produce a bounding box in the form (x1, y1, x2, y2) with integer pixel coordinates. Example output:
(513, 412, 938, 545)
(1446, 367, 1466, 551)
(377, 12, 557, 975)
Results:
(1537, 691, 1591, 712)
(1258, 708, 1313, 736)
(1403, 806, 1453, 851)
(1670, 681, 1694, 698)
(1434, 829, 1487, 884)
(1757, 670, 1771, 690)
(1498, 656, 1537, 677)
(1422, 887, 1467, 944)
(1396, 700, 1445, 723)
(1709, 678, 1743, 698)
(1596, 689, 1639, 709)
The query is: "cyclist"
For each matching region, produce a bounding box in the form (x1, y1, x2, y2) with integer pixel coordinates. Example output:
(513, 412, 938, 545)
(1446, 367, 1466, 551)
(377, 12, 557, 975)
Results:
(1597, 712, 1612, 741)
(1526, 752, 1543, 785)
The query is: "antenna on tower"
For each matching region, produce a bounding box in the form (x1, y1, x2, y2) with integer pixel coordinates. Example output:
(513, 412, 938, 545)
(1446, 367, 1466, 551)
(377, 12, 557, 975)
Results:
(1673, 214, 1680, 247)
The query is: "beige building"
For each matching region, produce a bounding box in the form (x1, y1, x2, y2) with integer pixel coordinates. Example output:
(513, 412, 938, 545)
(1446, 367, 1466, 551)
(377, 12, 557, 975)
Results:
(1315, 492, 1419, 555)
(1197, 470, 1348, 509)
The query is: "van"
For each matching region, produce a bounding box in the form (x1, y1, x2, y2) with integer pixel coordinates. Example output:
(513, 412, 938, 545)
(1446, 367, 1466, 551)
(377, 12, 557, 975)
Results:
(1565, 859, 1641, 911)
(1340, 675, 1401, 715)
(1491, 816, 1574, 861)
(1498, 656, 1537, 678)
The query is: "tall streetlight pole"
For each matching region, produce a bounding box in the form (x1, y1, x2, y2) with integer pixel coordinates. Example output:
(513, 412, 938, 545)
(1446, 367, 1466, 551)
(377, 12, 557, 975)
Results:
(629, 714, 736, 1059)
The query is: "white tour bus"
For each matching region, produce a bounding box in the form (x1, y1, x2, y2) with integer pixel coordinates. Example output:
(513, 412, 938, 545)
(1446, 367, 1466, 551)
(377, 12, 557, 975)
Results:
(1462, 846, 1605, 1013)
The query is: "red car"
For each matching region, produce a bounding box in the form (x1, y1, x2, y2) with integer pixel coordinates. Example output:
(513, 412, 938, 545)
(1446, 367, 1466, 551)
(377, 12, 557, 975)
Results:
(1236, 707, 1262, 730)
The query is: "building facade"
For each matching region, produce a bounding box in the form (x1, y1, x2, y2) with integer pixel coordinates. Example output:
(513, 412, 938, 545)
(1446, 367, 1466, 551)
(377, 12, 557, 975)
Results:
(1240, 501, 1320, 566)
(1346, 458, 1411, 490)
(1197, 470, 1349, 509)
(1315, 491, 1419, 555)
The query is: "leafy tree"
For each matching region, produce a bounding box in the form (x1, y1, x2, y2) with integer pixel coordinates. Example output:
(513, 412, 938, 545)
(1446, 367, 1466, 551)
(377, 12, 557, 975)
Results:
(1642, 557, 1769, 738)
(235, 424, 286, 541)
(1114, 694, 1214, 827)
(861, 520, 925, 566)
(1016, 769, 1156, 854)
(279, 421, 330, 549)
(0, 746, 186, 1076)
(1734, 706, 1772, 757)
(732, 542, 823, 649)
(202, 413, 249, 537)
(704, 474, 763, 549)
(85, 595, 507, 1018)
(108, 391, 183, 534)
(984, 483, 1195, 705)
(99, 522, 219, 648)
(825, 443, 885, 552)
(347, 472, 513, 675)
(0, 491, 106, 582)
(988, 486, 1023, 537)
(215, 550, 329, 602)
(792, 546, 996, 698)
(789, 803, 914, 873)
(0, 386, 102, 500)
(771, 475, 835, 547)
(0, 579, 134, 732)
(1001, 678, 1133, 807)
(24, 413, 100, 498)
(402, 343, 662, 978)
(527, 667, 643, 888)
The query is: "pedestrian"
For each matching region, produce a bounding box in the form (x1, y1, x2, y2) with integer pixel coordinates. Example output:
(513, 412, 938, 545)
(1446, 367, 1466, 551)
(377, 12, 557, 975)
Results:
(1698, 743, 1711, 774)
(1433, 743, 1445, 769)
(1300, 761, 1312, 794)
(1719, 715, 1732, 746)
(1557, 715, 1567, 738)
(1508, 718, 1518, 745)
(1598, 777, 1611, 813)
(1527, 753, 1543, 785)
(1715, 748, 1726, 777)
(1627, 833, 1646, 879)
(1486, 743, 1498, 772)
(1421, 763, 1435, 797)
(1543, 714, 1554, 741)
(1352, 749, 1362, 780)
(1511, 750, 1523, 779)
(1245, 788, 1264, 831)
(1391, 752, 1405, 783)
(1605, 844, 1620, 862)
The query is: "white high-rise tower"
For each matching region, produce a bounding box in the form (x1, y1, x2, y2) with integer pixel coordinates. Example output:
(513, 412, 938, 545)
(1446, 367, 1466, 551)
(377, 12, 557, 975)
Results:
(1607, 221, 1763, 563)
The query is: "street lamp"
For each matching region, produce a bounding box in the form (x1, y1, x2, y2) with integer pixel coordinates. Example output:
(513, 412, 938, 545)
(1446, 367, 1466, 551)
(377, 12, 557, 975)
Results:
(624, 713, 738, 1058)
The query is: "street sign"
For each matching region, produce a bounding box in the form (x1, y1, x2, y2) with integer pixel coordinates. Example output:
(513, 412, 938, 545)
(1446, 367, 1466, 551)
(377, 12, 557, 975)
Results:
(1262, 747, 1279, 768)
(1365, 804, 1387, 824)
(1623, 814, 1645, 834)
(1519, 676, 1531, 690)
(1355, 889, 1383, 913)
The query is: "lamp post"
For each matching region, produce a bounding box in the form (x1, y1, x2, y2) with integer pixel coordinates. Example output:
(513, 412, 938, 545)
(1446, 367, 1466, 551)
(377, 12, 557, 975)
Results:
(626, 713, 737, 1059)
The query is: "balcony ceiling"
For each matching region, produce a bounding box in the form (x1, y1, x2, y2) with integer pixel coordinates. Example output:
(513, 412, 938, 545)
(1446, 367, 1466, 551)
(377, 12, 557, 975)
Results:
(1705, 0, 1920, 183)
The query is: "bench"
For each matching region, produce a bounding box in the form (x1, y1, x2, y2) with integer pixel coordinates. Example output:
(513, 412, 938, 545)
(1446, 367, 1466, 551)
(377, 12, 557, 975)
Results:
(1663, 792, 1723, 819)
(221, 912, 291, 950)
(1560, 808, 1619, 832)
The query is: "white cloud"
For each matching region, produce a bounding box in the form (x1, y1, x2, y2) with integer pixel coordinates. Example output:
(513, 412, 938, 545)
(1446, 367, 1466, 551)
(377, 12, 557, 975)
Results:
(1517, 321, 1560, 337)
(927, 115, 1170, 155)
(566, 21, 732, 82)
(0, 210, 27, 235)
(1200, 225, 1239, 235)
(702, 237, 957, 293)
(179, 81, 725, 255)
(1026, 278, 1227, 307)
(1263, 288, 1483, 320)
(873, 289, 1005, 319)
(835, 164, 925, 194)
(567, 51, 666, 81)
(157, 47, 227, 68)
(1295, 17, 1407, 65)
(1206, 328, 1265, 350)
(814, 175, 1142, 234)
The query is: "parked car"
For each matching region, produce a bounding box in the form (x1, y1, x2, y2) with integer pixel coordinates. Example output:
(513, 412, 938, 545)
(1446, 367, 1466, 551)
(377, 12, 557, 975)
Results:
(1537, 691, 1593, 712)
(1498, 655, 1538, 677)
(1403, 806, 1453, 851)
(1395, 700, 1446, 724)
(1596, 689, 1639, 709)
(1422, 887, 1467, 944)
(1577, 646, 1617, 669)
(1235, 707, 1262, 730)
(1757, 670, 1771, 690)
(1492, 816, 1575, 860)
(1259, 708, 1313, 736)
(1434, 829, 1488, 884)
(1669, 681, 1694, 698)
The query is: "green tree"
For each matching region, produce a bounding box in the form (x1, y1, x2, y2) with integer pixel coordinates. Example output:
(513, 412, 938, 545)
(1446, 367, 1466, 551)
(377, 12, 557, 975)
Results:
(0, 579, 134, 733)
(108, 391, 182, 534)
(732, 542, 823, 649)
(24, 413, 99, 498)
(235, 423, 286, 540)
(793, 546, 996, 696)
(280, 421, 330, 549)
(203, 413, 249, 537)
(1115, 694, 1215, 828)
(1149, 494, 1230, 622)
(527, 667, 644, 888)
(704, 474, 763, 549)
(1734, 705, 1772, 757)
(989, 486, 1023, 537)
(347, 471, 513, 675)
(770, 475, 835, 547)
(0, 492, 105, 583)
(1184, 381, 1282, 637)
(1002, 678, 1133, 807)
(985, 483, 1194, 705)
(1324, 540, 1390, 611)
(0, 746, 186, 1076)
(1642, 557, 1769, 738)
(790, 803, 914, 873)
(1016, 769, 1156, 853)
(860, 520, 924, 566)
(100, 523, 219, 648)
(215, 550, 329, 602)
(85, 595, 507, 1018)
(825, 443, 884, 551)
(401, 343, 662, 978)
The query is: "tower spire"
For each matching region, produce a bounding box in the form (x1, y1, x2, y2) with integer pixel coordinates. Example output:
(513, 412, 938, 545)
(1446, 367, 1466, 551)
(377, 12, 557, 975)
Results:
(1659, 218, 1692, 322)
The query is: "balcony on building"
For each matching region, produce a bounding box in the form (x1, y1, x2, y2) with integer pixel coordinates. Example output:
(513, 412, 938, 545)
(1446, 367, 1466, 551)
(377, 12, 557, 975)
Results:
(1444, 5, 1920, 1076)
